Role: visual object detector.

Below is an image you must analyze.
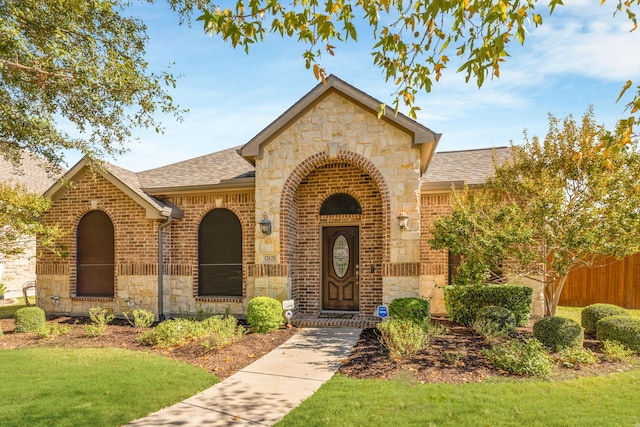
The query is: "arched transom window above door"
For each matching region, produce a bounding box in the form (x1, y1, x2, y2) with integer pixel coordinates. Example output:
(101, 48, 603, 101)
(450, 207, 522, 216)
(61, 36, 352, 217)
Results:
(320, 193, 362, 215)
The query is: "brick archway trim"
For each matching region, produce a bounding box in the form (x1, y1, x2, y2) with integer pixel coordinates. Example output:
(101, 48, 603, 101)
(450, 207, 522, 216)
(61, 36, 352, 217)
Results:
(279, 150, 391, 266)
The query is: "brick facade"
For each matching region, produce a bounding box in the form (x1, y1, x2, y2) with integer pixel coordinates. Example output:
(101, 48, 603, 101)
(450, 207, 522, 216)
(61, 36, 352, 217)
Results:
(36, 79, 544, 319)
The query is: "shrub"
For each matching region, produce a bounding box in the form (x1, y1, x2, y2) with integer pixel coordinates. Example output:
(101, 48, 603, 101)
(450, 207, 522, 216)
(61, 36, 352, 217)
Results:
(533, 316, 584, 351)
(388, 297, 430, 324)
(247, 296, 284, 333)
(124, 309, 155, 328)
(555, 347, 597, 368)
(444, 284, 532, 326)
(14, 306, 46, 333)
(596, 315, 640, 353)
(377, 318, 443, 361)
(0, 283, 6, 298)
(36, 323, 72, 339)
(601, 340, 636, 362)
(473, 305, 516, 339)
(581, 303, 630, 335)
(201, 315, 246, 350)
(85, 307, 115, 337)
(138, 318, 207, 348)
(483, 337, 553, 376)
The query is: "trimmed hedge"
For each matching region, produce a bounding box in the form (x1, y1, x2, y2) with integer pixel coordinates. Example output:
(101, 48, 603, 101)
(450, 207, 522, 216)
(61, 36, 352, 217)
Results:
(247, 296, 284, 334)
(581, 303, 630, 334)
(389, 297, 430, 324)
(475, 305, 517, 336)
(596, 315, 640, 352)
(14, 306, 46, 333)
(533, 316, 584, 351)
(444, 284, 532, 326)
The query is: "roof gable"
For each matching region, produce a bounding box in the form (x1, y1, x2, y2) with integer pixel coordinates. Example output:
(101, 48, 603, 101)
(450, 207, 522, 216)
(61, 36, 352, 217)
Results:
(44, 157, 183, 220)
(239, 75, 441, 174)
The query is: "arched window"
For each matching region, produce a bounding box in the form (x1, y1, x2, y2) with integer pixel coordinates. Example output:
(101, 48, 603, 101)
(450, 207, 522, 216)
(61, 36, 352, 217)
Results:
(76, 211, 115, 297)
(320, 193, 362, 215)
(198, 209, 242, 297)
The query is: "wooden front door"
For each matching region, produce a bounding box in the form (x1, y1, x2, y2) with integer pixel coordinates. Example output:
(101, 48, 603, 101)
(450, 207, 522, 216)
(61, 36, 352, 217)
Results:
(322, 226, 359, 311)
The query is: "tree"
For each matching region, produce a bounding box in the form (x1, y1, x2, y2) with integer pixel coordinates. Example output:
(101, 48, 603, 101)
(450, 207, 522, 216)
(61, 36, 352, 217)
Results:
(1, 0, 180, 168)
(0, 183, 64, 258)
(430, 109, 640, 316)
(170, 0, 640, 133)
(1, 0, 180, 254)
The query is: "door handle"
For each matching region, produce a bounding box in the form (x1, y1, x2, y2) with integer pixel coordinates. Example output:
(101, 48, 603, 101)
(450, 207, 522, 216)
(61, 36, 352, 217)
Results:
(355, 264, 359, 284)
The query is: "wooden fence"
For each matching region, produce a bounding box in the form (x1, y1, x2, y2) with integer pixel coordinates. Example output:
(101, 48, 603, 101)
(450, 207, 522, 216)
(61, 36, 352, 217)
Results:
(559, 253, 640, 309)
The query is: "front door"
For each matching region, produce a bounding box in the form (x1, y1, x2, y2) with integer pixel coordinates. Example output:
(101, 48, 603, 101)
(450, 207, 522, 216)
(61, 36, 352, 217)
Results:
(322, 226, 359, 311)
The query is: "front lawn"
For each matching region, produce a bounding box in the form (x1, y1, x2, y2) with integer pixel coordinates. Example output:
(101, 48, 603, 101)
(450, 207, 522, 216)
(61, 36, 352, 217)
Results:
(278, 370, 640, 426)
(0, 347, 217, 427)
(556, 306, 640, 324)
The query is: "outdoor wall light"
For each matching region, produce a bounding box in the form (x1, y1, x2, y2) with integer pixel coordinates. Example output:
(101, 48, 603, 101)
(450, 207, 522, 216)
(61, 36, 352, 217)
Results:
(50, 295, 61, 306)
(397, 211, 410, 231)
(125, 297, 136, 308)
(259, 212, 272, 236)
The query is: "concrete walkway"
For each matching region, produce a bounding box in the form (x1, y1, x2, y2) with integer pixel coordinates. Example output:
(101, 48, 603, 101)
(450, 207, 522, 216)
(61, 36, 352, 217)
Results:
(127, 327, 362, 426)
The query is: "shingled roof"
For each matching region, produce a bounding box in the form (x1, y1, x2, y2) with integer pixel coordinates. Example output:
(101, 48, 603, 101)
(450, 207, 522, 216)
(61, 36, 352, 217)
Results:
(138, 146, 254, 192)
(0, 151, 57, 194)
(421, 146, 513, 189)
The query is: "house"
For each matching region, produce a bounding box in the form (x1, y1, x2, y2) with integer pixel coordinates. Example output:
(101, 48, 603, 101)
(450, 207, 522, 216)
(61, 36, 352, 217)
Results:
(36, 76, 545, 325)
(0, 152, 56, 298)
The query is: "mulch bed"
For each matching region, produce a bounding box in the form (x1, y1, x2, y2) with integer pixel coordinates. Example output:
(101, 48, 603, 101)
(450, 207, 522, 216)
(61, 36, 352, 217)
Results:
(1, 314, 637, 383)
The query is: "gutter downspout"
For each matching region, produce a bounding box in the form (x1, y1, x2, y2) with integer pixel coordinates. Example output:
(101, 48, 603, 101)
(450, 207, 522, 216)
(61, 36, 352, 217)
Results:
(158, 215, 173, 321)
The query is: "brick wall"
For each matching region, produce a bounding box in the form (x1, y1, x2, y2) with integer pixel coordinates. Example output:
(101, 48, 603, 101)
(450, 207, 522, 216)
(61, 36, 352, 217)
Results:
(294, 161, 384, 314)
(37, 168, 160, 314)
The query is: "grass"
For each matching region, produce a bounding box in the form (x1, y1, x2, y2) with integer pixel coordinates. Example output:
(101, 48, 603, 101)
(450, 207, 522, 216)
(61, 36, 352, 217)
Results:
(0, 297, 35, 319)
(556, 306, 640, 324)
(0, 347, 218, 427)
(278, 371, 640, 427)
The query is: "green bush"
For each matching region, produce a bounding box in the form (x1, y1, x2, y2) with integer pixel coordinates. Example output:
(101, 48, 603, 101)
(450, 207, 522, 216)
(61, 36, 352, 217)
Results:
(581, 303, 630, 335)
(533, 316, 584, 351)
(0, 283, 6, 297)
(247, 296, 284, 333)
(85, 307, 115, 337)
(124, 309, 155, 328)
(201, 315, 246, 350)
(473, 305, 516, 339)
(482, 337, 553, 376)
(14, 306, 46, 333)
(444, 284, 532, 326)
(388, 297, 430, 324)
(596, 315, 640, 353)
(138, 318, 207, 348)
(555, 347, 597, 368)
(377, 318, 443, 361)
(36, 323, 72, 339)
(601, 340, 636, 362)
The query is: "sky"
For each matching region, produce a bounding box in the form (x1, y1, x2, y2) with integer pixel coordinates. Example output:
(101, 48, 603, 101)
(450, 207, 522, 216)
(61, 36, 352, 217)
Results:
(66, 0, 640, 172)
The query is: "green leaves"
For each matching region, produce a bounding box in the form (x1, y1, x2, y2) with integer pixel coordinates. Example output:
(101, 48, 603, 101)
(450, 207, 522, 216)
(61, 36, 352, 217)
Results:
(1, 0, 181, 166)
(0, 183, 65, 258)
(430, 109, 640, 315)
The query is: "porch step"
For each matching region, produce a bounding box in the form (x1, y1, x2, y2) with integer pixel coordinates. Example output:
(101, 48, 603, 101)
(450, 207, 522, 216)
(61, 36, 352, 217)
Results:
(291, 313, 380, 329)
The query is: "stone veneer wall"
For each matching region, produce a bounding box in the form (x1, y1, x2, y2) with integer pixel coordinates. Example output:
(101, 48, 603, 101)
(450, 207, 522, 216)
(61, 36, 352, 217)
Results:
(254, 91, 423, 315)
(1, 240, 37, 295)
(37, 168, 160, 316)
(161, 191, 255, 316)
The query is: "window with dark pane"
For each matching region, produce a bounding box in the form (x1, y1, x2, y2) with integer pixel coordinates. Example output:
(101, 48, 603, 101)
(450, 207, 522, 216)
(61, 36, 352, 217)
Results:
(77, 210, 115, 297)
(198, 209, 243, 296)
(320, 193, 362, 215)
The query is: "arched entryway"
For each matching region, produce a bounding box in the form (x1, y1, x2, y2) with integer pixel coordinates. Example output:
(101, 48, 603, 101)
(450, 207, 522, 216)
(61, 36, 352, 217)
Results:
(280, 151, 390, 315)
